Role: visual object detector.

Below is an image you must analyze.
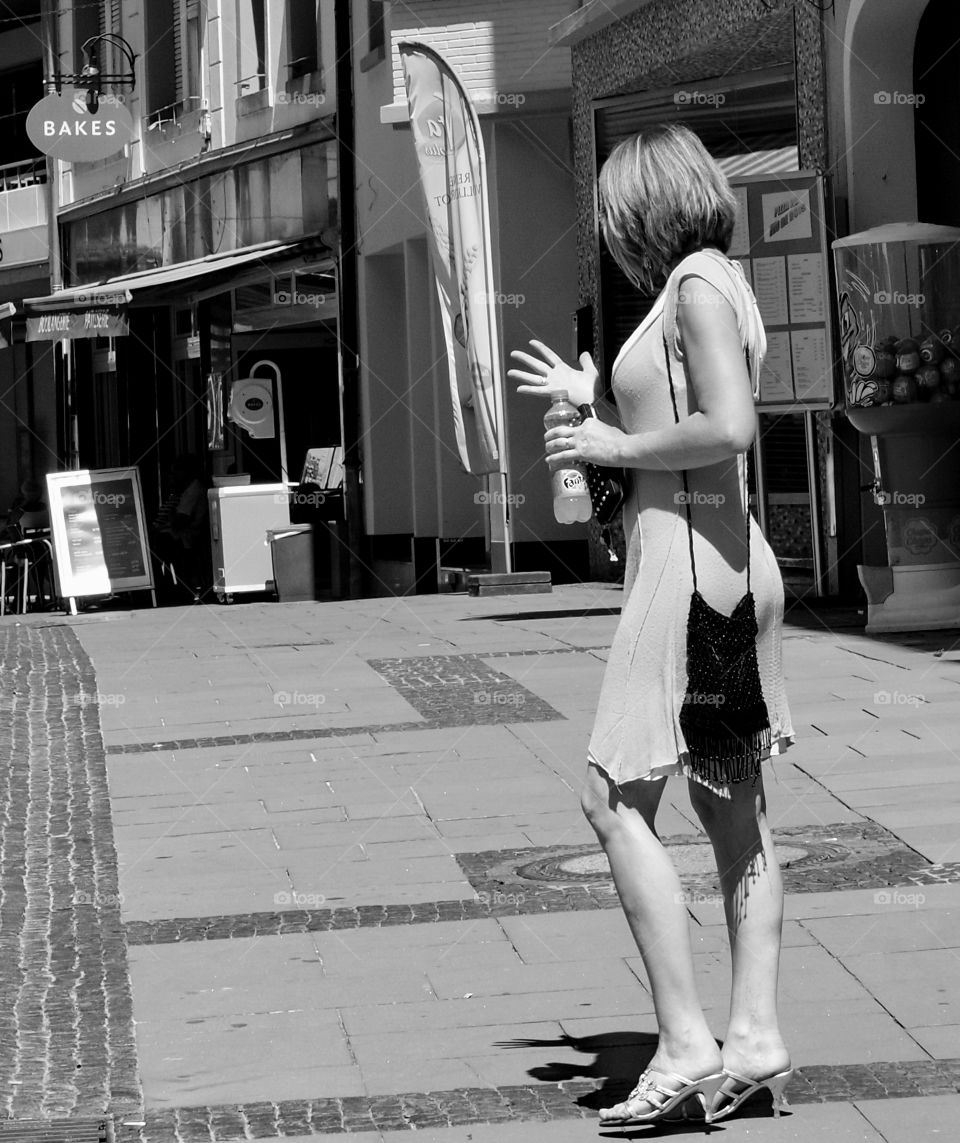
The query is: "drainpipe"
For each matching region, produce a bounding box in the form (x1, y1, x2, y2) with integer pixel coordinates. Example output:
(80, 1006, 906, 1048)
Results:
(334, 0, 365, 598)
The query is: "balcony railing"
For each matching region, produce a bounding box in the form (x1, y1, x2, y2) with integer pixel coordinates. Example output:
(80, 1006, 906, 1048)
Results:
(0, 157, 47, 193)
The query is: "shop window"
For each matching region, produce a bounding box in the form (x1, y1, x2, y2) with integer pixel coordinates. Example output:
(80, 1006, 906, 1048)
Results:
(286, 0, 318, 81)
(237, 0, 267, 95)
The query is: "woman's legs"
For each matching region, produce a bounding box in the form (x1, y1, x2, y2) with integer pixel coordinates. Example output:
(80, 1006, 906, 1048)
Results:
(581, 762, 722, 1110)
(687, 775, 790, 1079)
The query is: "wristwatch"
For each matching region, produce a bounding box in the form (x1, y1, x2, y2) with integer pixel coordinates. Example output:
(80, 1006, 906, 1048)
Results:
(577, 404, 597, 421)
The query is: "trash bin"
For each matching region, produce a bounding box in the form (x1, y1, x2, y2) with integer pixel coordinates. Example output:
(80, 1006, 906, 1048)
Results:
(267, 524, 315, 602)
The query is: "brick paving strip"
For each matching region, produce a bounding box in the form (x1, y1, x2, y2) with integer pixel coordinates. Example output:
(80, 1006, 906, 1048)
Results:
(103, 653, 566, 756)
(0, 626, 141, 1119)
(111, 1059, 960, 1142)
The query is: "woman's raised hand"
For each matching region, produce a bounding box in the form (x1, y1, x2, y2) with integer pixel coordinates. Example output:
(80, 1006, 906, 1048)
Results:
(508, 340, 599, 408)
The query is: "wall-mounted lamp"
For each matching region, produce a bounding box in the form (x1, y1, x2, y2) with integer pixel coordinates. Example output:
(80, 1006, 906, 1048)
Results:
(54, 33, 137, 114)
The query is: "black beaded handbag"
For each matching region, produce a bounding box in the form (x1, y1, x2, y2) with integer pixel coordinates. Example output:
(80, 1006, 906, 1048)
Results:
(576, 404, 627, 526)
(663, 334, 771, 784)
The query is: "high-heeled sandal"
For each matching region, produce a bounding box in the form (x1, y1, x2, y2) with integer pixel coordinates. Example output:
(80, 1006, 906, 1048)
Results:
(708, 1067, 793, 1121)
(598, 1069, 725, 1126)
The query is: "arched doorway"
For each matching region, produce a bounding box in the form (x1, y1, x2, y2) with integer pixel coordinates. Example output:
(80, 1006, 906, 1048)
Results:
(914, 0, 960, 226)
(842, 0, 929, 229)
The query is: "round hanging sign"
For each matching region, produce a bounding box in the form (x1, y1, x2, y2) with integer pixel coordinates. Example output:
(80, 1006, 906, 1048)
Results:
(26, 92, 134, 161)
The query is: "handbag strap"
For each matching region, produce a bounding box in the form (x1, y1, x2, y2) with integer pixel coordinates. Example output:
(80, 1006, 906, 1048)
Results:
(662, 331, 751, 594)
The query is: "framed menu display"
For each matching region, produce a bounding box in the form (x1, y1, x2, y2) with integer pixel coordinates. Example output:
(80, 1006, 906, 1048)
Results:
(47, 467, 155, 613)
(729, 172, 837, 412)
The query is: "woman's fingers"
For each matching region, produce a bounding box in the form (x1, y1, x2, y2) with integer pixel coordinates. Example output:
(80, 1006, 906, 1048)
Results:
(529, 339, 562, 365)
(507, 367, 546, 384)
(509, 350, 550, 372)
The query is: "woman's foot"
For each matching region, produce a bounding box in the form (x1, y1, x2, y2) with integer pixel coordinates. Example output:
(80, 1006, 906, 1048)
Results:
(709, 1034, 792, 1121)
(721, 1033, 791, 1082)
(599, 1043, 723, 1124)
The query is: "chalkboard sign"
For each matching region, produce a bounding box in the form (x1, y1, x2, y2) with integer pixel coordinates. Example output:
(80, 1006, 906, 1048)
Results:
(47, 467, 155, 610)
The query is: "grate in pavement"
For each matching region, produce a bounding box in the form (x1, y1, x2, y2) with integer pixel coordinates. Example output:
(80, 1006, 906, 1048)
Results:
(110, 1060, 960, 1141)
(458, 822, 939, 903)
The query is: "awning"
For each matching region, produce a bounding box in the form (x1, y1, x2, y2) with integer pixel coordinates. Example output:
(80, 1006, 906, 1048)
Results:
(22, 238, 331, 341)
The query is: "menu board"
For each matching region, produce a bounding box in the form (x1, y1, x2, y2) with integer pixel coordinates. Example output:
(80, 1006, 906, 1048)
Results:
(47, 468, 154, 607)
(728, 173, 836, 411)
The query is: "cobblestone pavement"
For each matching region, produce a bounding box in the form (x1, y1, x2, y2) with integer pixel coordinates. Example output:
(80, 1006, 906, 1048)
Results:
(0, 625, 140, 1119)
(109, 1057, 960, 1143)
(4, 588, 960, 1142)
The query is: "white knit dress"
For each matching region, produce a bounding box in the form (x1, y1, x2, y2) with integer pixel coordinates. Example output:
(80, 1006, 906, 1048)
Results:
(587, 250, 795, 792)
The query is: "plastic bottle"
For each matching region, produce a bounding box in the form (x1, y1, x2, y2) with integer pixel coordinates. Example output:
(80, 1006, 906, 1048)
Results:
(544, 390, 592, 524)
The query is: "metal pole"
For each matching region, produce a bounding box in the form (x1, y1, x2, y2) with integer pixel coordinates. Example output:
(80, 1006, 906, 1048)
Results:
(334, 0, 365, 599)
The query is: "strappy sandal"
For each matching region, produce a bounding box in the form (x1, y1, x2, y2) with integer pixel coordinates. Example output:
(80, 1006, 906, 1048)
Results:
(598, 1068, 725, 1126)
(708, 1067, 793, 1121)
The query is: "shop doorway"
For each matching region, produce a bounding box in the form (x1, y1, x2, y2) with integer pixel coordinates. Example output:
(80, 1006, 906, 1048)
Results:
(233, 342, 342, 484)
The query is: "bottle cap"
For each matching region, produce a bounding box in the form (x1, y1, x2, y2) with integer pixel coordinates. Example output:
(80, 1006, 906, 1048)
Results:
(553, 389, 568, 402)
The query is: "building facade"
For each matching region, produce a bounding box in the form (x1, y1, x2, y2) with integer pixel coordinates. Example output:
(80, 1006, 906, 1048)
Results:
(551, 0, 960, 605)
(8, 0, 350, 592)
(353, 0, 589, 593)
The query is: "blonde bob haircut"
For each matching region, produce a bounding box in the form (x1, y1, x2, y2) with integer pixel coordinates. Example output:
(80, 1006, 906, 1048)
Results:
(598, 123, 737, 296)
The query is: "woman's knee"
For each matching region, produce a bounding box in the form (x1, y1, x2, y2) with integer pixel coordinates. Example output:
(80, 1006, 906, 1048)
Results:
(580, 764, 614, 831)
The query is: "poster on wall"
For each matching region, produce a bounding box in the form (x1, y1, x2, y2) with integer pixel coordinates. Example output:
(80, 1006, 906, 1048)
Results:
(46, 468, 155, 613)
(729, 172, 836, 411)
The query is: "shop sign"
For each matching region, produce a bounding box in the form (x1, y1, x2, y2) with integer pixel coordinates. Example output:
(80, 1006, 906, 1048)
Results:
(26, 308, 129, 342)
(26, 93, 134, 162)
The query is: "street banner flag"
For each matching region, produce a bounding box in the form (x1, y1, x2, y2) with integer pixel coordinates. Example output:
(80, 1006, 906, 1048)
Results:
(399, 42, 505, 475)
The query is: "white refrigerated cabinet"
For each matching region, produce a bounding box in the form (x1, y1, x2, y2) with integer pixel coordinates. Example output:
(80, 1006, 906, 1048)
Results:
(208, 483, 292, 600)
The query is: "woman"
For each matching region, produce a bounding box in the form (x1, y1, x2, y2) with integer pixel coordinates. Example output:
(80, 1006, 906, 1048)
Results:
(508, 124, 795, 1126)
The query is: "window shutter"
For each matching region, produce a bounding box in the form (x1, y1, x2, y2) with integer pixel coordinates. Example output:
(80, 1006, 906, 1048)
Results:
(107, 0, 120, 35)
(173, 0, 184, 102)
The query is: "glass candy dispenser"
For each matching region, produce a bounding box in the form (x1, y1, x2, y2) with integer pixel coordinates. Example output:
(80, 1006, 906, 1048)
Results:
(832, 223, 960, 632)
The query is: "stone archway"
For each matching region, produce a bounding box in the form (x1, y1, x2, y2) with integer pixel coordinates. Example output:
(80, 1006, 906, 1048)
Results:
(842, 0, 930, 230)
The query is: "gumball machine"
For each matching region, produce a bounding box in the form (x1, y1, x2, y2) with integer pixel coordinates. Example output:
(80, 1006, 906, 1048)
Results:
(833, 223, 960, 632)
